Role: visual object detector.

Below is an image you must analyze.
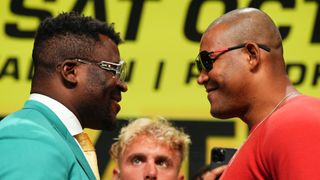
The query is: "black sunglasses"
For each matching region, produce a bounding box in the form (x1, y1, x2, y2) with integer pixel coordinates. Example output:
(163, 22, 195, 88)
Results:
(195, 43, 271, 73)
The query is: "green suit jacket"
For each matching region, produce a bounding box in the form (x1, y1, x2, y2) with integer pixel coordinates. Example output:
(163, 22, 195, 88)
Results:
(0, 100, 96, 180)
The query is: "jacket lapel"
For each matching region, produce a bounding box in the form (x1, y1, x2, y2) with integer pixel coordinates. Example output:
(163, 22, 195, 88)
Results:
(23, 100, 96, 180)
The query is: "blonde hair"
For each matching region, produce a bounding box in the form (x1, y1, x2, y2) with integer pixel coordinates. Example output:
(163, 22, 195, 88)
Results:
(110, 117, 191, 164)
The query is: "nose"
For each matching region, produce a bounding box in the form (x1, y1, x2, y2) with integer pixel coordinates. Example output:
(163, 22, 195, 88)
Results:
(197, 71, 209, 85)
(144, 163, 157, 180)
(117, 79, 128, 92)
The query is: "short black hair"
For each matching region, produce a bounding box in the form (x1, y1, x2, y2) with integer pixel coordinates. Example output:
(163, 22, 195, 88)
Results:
(32, 11, 122, 75)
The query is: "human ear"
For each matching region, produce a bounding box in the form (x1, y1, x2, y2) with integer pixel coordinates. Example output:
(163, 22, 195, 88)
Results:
(245, 42, 260, 71)
(59, 60, 78, 86)
(178, 175, 184, 180)
(112, 169, 120, 180)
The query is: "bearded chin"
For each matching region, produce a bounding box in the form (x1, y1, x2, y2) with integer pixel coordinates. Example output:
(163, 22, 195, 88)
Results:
(79, 105, 117, 130)
(94, 107, 117, 131)
(101, 116, 117, 131)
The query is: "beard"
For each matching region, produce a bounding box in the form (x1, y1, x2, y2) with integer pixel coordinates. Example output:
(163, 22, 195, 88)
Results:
(78, 99, 117, 131)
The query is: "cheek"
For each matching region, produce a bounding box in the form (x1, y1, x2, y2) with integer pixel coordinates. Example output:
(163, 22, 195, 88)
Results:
(119, 166, 143, 180)
(90, 69, 108, 85)
(219, 60, 247, 87)
(87, 69, 116, 93)
(157, 169, 180, 180)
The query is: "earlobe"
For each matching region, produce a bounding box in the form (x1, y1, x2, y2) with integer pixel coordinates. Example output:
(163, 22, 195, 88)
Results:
(112, 169, 120, 180)
(178, 175, 184, 180)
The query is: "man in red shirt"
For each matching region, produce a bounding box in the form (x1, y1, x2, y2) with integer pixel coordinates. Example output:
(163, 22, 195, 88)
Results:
(195, 7, 320, 179)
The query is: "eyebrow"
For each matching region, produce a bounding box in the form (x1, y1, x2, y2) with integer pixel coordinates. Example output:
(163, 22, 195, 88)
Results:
(126, 153, 146, 161)
(126, 153, 173, 162)
(155, 155, 171, 161)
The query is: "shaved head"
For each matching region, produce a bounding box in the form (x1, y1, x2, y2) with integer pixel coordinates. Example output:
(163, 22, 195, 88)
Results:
(197, 8, 294, 126)
(203, 8, 282, 51)
(199, 8, 287, 75)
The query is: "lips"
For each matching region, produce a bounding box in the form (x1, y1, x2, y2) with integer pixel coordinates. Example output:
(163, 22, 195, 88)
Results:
(111, 95, 121, 102)
(206, 87, 216, 93)
(111, 101, 120, 114)
(111, 95, 121, 114)
(205, 82, 219, 102)
(205, 79, 219, 91)
(205, 84, 219, 93)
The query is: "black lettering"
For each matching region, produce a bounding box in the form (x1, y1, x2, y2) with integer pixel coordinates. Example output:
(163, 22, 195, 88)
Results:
(0, 58, 19, 80)
(71, 0, 88, 14)
(93, 0, 107, 22)
(71, 0, 107, 22)
(125, 0, 144, 40)
(27, 58, 34, 80)
(186, 61, 199, 84)
(125, 60, 135, 82)
(249, 0, 295, 40)
(154, 60, 164, 90)
(184, 0, 237, 42)
(312, 64, 320, 86)
(305, 0, 320, 43)
(124, 0, 159, 40)
(286, 63, 306, 85)
(5, 0, 52, 38)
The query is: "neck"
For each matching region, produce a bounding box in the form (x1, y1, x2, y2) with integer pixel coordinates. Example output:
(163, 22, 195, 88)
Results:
(244, 86, 300, 129)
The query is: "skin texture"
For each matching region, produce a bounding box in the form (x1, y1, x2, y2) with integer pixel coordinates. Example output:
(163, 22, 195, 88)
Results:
(112, 135, 184, 180)
(32, 34, 127, 130)
(73, 35, 128, 130)
(200, 165, 227, 180)
(196, 8, 299, 179)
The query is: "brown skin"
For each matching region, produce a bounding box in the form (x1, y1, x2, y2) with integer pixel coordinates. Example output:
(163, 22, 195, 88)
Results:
(197, 8, 299, 179)
(31, 34, 127, 130)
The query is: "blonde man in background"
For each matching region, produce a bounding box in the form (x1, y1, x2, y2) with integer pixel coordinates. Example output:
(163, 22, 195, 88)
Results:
(110, 118, 191, 180)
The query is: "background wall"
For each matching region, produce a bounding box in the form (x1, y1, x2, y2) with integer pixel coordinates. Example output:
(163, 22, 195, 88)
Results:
(1, 0, 320, 179)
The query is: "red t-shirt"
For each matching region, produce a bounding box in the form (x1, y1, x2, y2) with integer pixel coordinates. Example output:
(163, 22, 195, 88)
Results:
(221, 95, 320, 180)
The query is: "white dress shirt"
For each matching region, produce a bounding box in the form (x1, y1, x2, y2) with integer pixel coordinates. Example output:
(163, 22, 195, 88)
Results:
(29, 93, 83, 136)
(28, 93, 91, 162)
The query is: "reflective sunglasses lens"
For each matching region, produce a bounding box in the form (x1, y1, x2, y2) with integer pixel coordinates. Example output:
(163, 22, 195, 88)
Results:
(119, 62, 127, 81)
(195, 56, 203, 73)
(200, 51, 213, 71)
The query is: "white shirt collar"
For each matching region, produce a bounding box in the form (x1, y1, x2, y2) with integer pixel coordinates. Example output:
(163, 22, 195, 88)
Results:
(29, 93, 83, 136)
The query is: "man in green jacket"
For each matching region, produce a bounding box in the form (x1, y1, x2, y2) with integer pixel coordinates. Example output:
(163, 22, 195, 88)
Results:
(0, 12, 128, 180)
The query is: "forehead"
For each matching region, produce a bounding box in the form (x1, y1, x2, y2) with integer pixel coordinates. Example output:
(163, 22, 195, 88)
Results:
(99, 34, 119, 53)
(91, 34, 120, 63)
(121, 135, 181, 162)
(200, 24, 231, 52)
